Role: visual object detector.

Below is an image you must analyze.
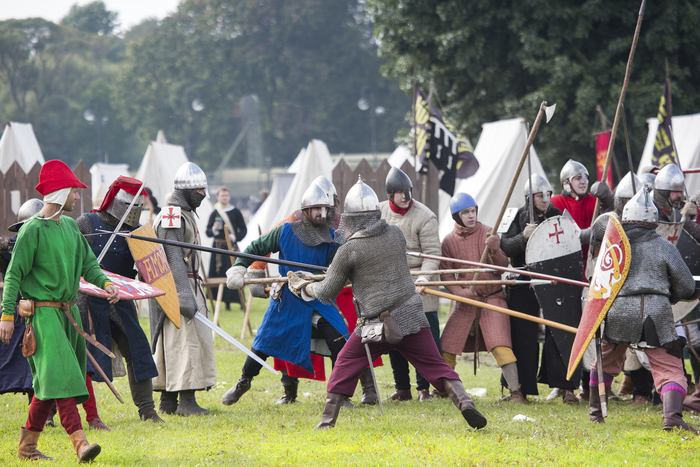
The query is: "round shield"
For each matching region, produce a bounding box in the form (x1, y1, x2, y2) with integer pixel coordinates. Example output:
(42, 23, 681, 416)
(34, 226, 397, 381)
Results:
(80, 271, 165, 300)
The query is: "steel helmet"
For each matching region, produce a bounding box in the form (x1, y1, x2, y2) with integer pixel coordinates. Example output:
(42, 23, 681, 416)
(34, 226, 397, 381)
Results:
(8, 198, 44, 232)
(523, 173, 553, 200)
(385, 167, 413, 202)
(450, 192, 477, 216)
(560, 159, 589, 186)
(622, 189, 658, 223)
(654, 163, 685, 192)
(344, 176, 380, 213)
(301, 183, 333, 210)
(614, 172, 642, 199)
(174, 162, 209, 198)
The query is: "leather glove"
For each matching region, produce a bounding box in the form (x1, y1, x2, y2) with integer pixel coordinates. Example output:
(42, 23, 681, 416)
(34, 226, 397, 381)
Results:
(579, 227, 591, 245)
(590, 181, 614, 212)
(226, 265, 247, 290)
(485, 234, 500, 251)
(247, 269, 269, 299)
(415, 276, 428, 296)
(287, 271, 315, 301)
(681, 201, 698, 221)
(523, 224, 537, 241)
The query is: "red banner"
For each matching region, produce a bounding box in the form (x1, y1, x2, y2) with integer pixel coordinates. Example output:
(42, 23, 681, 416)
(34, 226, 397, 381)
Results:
(595, 131, 613, 189)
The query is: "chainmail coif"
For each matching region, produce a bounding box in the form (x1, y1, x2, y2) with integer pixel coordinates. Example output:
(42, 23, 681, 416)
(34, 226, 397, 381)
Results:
(314, 212, 428, 337)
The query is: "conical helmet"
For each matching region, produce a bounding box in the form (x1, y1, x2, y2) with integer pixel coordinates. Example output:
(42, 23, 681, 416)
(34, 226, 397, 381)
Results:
(523, 173, 553, 200)
(622, 189, 658, 223)
(344, 176, 380, 213)
(312, 176, 338, 206)
(8, 198, 44, 232)
(614, 172, 642, 199)
(174, 162, 209, 198)
(385, 167, 413, 201)
(301, 183, 332, 210)
(560, 159, 589, 185)
(654, 163, 685, 192)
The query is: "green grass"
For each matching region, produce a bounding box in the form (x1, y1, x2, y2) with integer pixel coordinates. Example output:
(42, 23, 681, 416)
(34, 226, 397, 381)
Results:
(2, 300, 699, 466)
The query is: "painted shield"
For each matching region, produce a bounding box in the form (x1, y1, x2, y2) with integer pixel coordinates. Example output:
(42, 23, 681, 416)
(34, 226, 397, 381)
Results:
(656, 220, 684, 246)
(567, 215, 630, 380)
(125, 223, 181, 328)
(80, 271, 165, 300)
(672, 228, 700, 321)
(525, 216, 584, 378)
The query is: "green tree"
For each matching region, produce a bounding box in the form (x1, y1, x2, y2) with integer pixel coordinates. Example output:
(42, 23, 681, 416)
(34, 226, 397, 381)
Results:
(61, 1, 119, 36)
(367, 0, 700, 178)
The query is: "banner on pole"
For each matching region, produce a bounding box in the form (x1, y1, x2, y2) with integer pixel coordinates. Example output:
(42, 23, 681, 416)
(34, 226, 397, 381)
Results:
(651, 82, 678, 168)
(595, 131, 613, 189)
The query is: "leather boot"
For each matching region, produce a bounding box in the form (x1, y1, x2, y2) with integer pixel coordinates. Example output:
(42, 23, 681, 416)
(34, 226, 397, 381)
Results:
(631, 395, 649, 406)
(662, 388, 699, 434)
(618, 374, 634, 396)
(683, 383, 700, 413)
(500, 386, 526, 404)
(417, 389, 433, 402)
(430, 388, 449, 399)
(359, 368, 378, 405)
(159, 391, 178, 414)
(69, 429, 101, 463)
(589, 385, 604, 423)
(17, 428, 52, 460)
(606, 386, 620, 402)
(562, 389, 579, 404)
(175, 390, 210, 416)
(222, 376, 252, 405)
(45, 403, 56, 428)
(87, 417, 111, 431)
(577, 385, 590, 402)
(442, 379, 487, 429)
(314, 393, 345, 430)
(140, 408, 165, 423)
(276, 370, 298, 405)
(388, 388, 412, 401)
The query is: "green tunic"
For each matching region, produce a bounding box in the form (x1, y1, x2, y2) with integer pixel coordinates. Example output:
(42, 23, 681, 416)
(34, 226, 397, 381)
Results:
(1, 215, 110, 403)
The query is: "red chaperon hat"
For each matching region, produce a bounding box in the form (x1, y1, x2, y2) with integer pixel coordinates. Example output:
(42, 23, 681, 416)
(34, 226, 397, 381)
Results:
(35, 160, 88, 196)
(92, 176, 144, 212)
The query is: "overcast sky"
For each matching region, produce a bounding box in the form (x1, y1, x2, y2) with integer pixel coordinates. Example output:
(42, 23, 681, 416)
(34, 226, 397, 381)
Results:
(0, 0, 183, 31)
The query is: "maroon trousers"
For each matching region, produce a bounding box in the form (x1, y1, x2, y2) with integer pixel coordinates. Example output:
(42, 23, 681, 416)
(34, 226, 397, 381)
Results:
(328, 328, 460, 395)
(25, 396, 82, 435)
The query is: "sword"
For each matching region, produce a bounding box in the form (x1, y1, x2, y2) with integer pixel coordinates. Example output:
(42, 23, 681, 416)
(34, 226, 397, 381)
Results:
(192, 312, 277, 375)
(526, 122, 535, 225)
(353, 297, 383, 416)
(96, 182, 146, 264)
(86, 349, 124, 404)
(595, 328, 607, 418)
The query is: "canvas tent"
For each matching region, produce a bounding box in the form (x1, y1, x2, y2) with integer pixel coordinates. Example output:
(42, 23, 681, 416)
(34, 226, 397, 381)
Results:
(90, 162, 130, 207)
(637, 113, 700, 195)
(438, 118, 547, 240)
(0, 122, 45, 174)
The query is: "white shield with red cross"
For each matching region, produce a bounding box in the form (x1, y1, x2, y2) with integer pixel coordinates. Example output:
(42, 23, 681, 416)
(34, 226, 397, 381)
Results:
(161, 206, 182, 229)
(656, 220, 684, 246)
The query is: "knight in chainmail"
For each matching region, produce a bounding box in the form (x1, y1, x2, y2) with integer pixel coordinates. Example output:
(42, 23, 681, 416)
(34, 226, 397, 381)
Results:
(150, 162, 216, 416)
(223, 182, 349, 407)
(290, 177, 487, 430)
(75, 177, 162, 425)
(588, 188, 698, 433)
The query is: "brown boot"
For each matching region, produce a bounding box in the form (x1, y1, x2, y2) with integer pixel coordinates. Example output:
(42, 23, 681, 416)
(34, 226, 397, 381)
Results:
(314, 393, 345, 430)
(631, 395, 649, 406)
(222, 375, 252, 405)
(589, 385, 604, 423)
(430, 388, 449, 399)
(359, 368, 378, 405)
(388, 389, 412, 401)
(17, 428, 52, 460)
(140, 408, 165, 423)
(683, 383, 700, 413)
(500, 386, 526, 404)
(662, 388, 699, 434)
(87, 417, 111, 431)
(606, 386, 620, 402)
(562, 389, 579, 404)
(442, 379, 487, 429)
(577, 385, 590, 402)
(618, 374, 634, 396)
(417, 389, 433, 402)
(69, 429, 101, 463)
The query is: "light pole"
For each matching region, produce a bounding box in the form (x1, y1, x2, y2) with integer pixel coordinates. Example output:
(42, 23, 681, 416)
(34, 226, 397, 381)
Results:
(358, 86, 385, 167)
(184, 84, 205, 158)
(84, 107, 109, 163)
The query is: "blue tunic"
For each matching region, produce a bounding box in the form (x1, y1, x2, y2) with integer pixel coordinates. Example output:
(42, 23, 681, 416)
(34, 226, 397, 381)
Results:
(251, 223, 348, 373)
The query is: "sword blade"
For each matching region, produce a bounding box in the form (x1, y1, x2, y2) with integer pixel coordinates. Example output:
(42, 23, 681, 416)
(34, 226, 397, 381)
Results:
(364, 343, 383, 416)
(96, 183, 146, 264)
(193, 313, 277, 375)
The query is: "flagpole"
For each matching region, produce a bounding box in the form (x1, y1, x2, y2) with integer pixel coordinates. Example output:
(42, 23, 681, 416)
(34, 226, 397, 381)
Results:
(592, 0, 646, 221)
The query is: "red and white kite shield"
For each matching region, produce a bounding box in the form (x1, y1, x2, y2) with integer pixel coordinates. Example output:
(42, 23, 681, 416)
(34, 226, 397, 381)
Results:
(80, 271, 165, 300)
(567, 215, 631, 380)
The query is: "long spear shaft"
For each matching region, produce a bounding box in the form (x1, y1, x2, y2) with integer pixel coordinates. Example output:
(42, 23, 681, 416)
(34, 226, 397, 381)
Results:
(99, 230, 327, 272)
(408, 251, 589, 288)
(592, 0, 647, 221)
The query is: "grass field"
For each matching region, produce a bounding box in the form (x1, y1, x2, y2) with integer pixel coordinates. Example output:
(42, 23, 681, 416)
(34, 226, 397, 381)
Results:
(2, 299, 699, 466)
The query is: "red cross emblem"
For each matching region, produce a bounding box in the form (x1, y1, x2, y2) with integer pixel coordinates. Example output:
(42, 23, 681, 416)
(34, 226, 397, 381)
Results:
(549, 224, 564, 244)
(163, 207, 181, 227)
(667, 227, 680, 244)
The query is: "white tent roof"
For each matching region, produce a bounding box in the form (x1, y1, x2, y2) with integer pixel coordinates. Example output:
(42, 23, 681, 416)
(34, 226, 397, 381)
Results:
(387, 145, 414, 167)
(0, 122, 45, 174)
(135, 140, 214, 269)
(90, 162, 130, 207)
(438, 118, 546, 240)
(637, 113, 700, 195)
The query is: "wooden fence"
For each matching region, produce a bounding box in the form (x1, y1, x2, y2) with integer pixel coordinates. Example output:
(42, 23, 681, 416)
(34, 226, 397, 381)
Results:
(0, 161, 92, 234)
(332, 158, 439, 215)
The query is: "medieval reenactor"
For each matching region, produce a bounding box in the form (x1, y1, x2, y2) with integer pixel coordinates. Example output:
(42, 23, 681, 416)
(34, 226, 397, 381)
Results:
(438, 192, 521, 402)
(379, 167, 443, 402)
(0, 160, 120, 462)
(205, 186, 247, 310)
(588, 188, 698, 434)
(500, 174, 561, 402)
(288, 177, 487, 430)
(76, 177, 162, 423)
(150, 162, 217, 416)
(224, 182, 349, 406)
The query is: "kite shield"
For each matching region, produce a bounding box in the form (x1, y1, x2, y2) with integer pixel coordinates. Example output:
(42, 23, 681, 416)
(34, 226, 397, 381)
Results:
(126, 223, 181, 328)
(80, 271, 165, 300)
(567, 215, 630, 380)
(525, 216, 584, 374)
(656, 220, 684, 246)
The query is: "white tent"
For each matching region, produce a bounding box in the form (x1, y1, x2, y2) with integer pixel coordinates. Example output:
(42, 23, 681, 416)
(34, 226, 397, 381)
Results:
(438, 118, 547, 240)
(637, 113, 700, 195)
(90, 162, 130, 207)
(387, 145, 414, 168)
(135, 140, 214, 268)
(0, 122, 45, 174)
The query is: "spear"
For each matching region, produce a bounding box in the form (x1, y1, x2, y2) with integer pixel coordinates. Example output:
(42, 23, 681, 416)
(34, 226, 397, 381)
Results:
(99, 230, 327, 272)
(592, 0, 647, 221)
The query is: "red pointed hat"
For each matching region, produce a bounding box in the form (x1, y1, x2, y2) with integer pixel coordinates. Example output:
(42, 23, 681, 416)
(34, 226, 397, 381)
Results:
(35, 160, 88, 196)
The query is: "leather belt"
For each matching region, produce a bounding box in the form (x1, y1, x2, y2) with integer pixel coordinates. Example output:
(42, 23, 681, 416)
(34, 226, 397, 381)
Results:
(34, 300, 115, 358)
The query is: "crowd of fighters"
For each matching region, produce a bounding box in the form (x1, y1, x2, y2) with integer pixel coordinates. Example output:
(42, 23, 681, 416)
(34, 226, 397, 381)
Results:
(2, 156, 700, 462)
